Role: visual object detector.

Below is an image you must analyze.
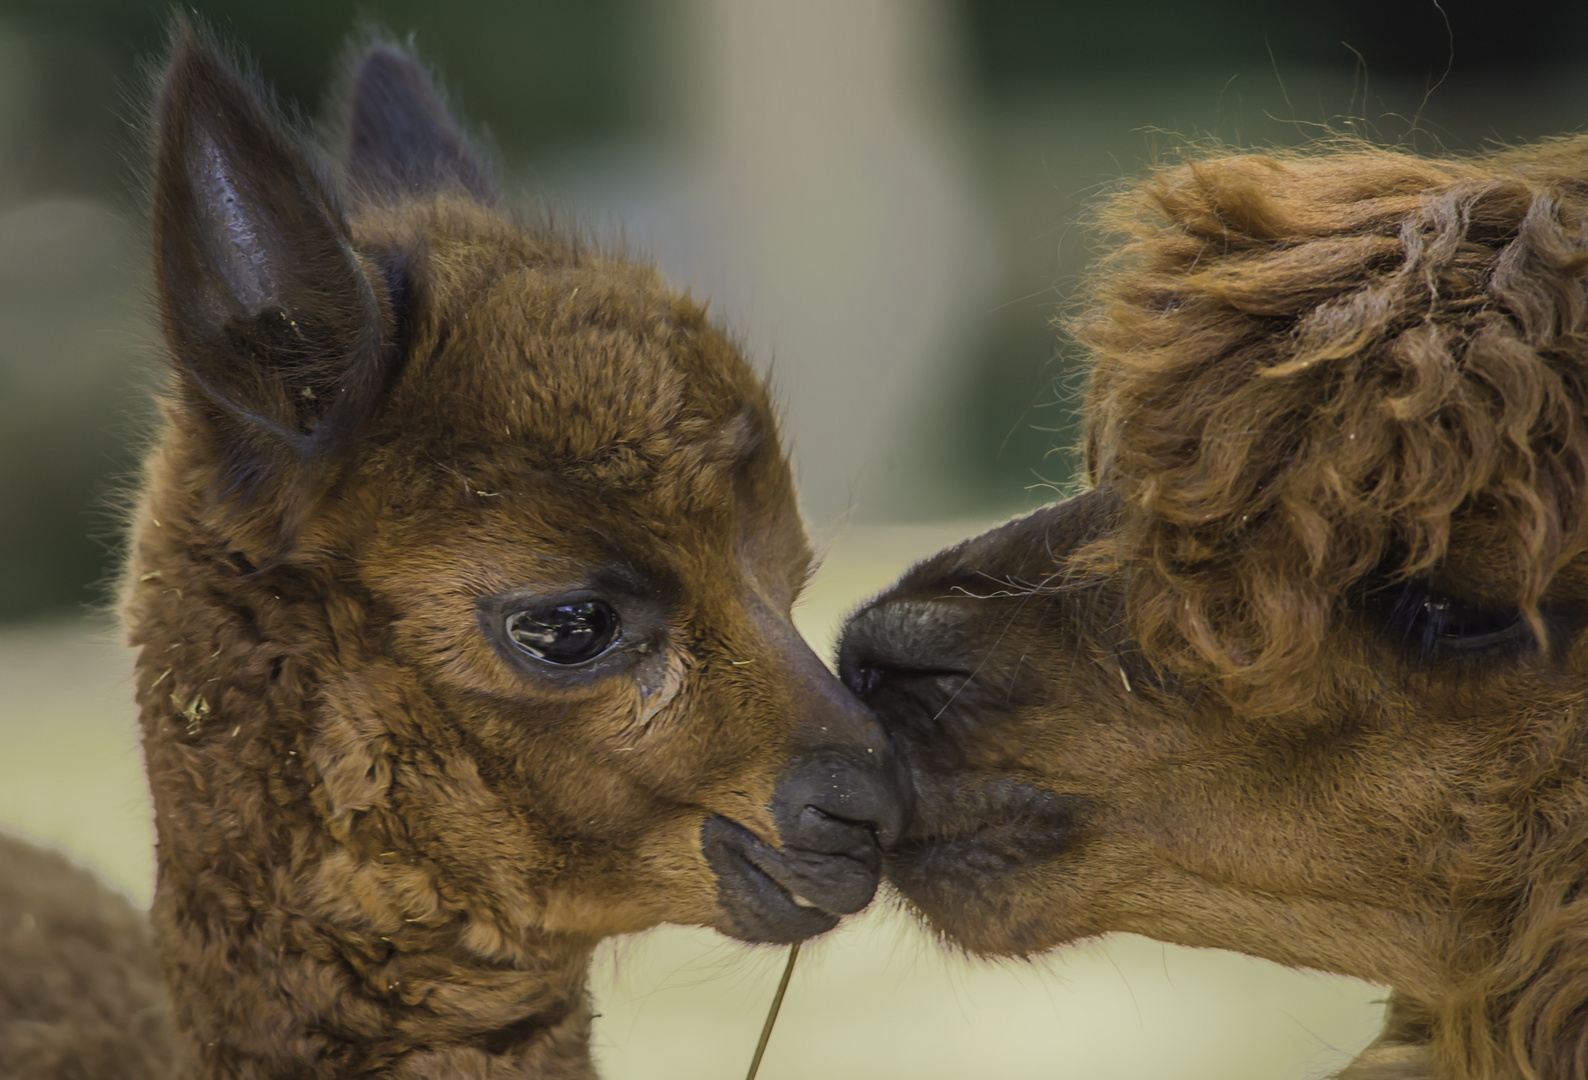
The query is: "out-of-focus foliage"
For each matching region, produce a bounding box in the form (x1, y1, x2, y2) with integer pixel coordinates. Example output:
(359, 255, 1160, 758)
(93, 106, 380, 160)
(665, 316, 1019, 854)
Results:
(962, 0, 1588, 89)
(0, 0, 652, 621)
(931, 0, 1588, 514)
(0, 0, 654, 200)
(7, 0, 1588, 620)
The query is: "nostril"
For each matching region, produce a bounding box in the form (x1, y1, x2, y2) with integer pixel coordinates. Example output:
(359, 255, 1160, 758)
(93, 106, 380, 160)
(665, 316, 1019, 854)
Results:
(852, 665, 885, 699)
(838, 600, 975, 698)
(803, 803, 872, 831)
(848, 662, 969, 702)
(773, 753, 912, 856)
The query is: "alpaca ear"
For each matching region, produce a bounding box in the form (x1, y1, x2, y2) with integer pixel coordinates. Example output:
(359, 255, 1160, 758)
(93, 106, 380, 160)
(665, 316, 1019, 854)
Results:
(152, 34, 393, 501)
(342, 42, 492, 202)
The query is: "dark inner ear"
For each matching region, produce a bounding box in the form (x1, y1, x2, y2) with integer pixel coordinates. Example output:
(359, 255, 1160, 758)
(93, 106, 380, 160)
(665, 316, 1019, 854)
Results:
(343, 42, 491, 203)
(152, 34, 397, 503)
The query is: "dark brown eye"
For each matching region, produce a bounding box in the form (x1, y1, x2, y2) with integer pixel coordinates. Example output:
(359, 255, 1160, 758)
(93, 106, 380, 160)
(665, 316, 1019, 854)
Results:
(506, 600, 620, 665)
(1419, 596, 1520, 643)
(1378, 582, 1526, 655)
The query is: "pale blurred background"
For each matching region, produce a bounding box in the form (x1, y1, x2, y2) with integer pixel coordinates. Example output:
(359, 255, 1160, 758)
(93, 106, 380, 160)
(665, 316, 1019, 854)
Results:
(6, 0, 1588, 1075)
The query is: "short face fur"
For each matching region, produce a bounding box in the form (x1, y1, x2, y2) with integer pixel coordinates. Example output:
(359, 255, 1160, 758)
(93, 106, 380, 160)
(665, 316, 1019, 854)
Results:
(127, 34, 903, 1078)
(842, 145, 1588, 1079)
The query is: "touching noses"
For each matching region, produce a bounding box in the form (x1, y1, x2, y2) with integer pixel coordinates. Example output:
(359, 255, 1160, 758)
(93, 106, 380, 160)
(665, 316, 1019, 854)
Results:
(772, 750, 910, 913)
(774, 632, 912, 906)
(703, 612, 915, 943)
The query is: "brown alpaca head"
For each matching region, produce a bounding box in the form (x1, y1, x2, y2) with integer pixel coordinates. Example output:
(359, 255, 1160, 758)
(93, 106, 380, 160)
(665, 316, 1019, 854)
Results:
(127, 31, 904, 1077)
(841, 143, 1588, 1078)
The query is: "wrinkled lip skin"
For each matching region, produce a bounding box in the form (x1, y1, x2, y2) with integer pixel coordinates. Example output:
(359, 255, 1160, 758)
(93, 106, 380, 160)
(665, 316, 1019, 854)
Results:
(886, 779, 1082, 897)
(702, 815, 879, 944)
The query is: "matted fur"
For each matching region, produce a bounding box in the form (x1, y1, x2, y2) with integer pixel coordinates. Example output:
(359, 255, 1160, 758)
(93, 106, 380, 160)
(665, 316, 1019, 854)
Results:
(1078, 140, 1588, 713)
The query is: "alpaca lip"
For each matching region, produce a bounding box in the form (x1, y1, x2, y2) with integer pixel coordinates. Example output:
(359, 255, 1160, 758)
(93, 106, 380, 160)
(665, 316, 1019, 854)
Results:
(888, 781, 1082, 886)
(701, 815, 871, 944)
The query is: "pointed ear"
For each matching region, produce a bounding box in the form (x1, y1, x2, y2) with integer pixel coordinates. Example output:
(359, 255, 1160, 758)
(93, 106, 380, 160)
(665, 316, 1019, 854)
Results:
(152, 34, 396, 508)
(342, 41, 492, 202)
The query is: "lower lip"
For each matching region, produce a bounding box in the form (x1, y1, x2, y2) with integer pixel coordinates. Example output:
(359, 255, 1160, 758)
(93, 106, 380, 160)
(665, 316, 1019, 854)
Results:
(730, 846, 841, 930)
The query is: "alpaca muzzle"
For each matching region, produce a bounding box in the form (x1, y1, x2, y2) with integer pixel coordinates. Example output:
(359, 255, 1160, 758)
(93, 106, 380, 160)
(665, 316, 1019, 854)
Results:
(703, 750, 911, 944)
(700, 593, 913, 942)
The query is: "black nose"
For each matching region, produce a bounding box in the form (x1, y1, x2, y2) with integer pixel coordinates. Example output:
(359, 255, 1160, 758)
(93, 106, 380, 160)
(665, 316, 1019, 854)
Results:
(704, 747, 912, 944)
(837, 598, 974, 699)
(777, 754, 908, 848)
(778, 737, 914, 903)
(765, 754, 905, 914)
(703, 620, 915, 944)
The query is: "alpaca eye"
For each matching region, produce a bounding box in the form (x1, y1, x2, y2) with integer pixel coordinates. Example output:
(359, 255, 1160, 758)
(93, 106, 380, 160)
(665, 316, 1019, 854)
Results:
(1420, 597, 1516, 639)
(506, 600, 620, 665)
(1390, 586, 1525, 654)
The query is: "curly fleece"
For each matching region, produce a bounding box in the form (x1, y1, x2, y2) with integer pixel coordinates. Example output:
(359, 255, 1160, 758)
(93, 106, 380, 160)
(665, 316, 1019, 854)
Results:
(1077, 139, 1588, 712)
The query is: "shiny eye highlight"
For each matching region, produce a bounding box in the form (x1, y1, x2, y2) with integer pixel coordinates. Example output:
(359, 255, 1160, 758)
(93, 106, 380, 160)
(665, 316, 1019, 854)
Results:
(506, 600, 620, 665)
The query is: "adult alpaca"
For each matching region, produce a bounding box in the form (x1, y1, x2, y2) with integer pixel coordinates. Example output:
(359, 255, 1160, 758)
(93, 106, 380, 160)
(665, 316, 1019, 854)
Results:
(2, 29, 905, 1080)
(842, 139, 1588, 1079)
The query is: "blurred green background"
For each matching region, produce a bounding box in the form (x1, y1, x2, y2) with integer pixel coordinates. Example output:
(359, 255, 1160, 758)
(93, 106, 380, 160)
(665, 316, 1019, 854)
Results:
(4, 0, 1588, 619)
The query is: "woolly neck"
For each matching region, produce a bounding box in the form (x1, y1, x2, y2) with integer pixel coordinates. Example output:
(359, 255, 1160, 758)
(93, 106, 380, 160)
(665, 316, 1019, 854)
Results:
(125, 477, 601, 1079)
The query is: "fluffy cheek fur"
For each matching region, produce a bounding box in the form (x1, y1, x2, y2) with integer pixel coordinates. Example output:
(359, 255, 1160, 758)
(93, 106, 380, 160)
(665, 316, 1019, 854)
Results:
(302, 651, 748, 945)
(281, 510, 793, 944)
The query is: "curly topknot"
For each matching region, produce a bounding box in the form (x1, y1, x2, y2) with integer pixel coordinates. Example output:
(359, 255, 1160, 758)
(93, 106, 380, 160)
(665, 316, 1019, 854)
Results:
(1075, 139, 1588, 710)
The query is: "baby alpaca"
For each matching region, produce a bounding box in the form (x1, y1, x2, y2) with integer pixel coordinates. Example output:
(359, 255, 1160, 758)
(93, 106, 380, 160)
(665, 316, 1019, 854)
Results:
(3, 27, 905, 1080)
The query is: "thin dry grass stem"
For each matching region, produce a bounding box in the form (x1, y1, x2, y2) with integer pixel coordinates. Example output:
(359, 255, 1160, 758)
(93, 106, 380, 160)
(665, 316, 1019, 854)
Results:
(744, 943, 800, 1080)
